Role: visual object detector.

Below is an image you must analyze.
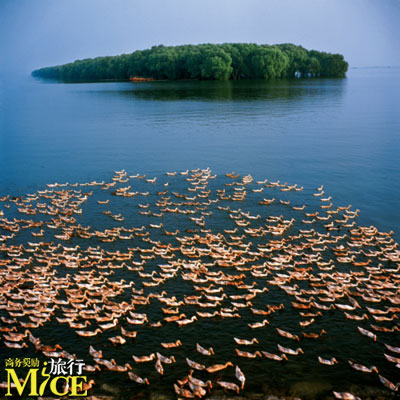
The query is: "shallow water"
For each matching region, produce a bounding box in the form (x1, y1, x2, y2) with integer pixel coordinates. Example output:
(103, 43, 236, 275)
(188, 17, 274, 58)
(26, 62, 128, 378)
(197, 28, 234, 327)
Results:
(0, 69, 400, 399)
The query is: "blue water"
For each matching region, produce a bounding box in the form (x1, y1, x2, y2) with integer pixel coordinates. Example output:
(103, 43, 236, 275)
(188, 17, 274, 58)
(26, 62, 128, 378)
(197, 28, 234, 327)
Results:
(1, 69, 400, 399)
(1, 68, 399, 239)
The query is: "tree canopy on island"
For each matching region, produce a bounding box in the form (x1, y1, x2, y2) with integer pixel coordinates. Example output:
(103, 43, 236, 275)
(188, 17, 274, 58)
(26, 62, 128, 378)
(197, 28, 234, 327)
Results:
(32, 43, 348, 81)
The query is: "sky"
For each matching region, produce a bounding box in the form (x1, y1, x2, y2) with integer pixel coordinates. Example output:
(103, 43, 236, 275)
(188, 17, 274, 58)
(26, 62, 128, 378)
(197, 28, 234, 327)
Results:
(1, 0, 399, 77)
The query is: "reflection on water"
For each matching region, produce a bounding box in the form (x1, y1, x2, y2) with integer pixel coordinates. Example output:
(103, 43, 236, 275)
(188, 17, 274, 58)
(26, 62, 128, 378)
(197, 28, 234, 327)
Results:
(114, 79, 346, 102)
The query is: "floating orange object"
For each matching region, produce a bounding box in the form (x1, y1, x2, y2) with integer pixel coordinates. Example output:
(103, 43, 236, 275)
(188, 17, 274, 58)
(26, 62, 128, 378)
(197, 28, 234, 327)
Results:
(129, 76, 155, 82)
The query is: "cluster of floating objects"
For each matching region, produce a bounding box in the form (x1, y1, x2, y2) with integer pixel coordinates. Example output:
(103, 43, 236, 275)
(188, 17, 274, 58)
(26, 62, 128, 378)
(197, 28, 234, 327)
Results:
(1, 167, 399, 398)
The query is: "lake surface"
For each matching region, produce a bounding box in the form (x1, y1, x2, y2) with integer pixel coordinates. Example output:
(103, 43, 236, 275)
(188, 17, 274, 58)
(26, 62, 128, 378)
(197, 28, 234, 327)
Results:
(1, 69, 400, 399)
(1, 69, 400, 239)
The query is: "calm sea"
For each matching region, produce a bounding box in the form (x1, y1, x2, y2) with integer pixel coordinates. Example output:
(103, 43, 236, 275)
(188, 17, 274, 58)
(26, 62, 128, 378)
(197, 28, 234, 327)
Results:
(0, 68, 399, 399)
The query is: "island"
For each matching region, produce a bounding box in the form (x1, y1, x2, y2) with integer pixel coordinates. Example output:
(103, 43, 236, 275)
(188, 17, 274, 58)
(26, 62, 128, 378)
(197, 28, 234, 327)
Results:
(32, 43, 348, 82)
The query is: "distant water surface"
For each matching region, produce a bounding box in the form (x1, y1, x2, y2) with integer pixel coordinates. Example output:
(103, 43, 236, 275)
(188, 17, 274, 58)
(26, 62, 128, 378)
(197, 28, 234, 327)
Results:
(1, 68, 399, 239)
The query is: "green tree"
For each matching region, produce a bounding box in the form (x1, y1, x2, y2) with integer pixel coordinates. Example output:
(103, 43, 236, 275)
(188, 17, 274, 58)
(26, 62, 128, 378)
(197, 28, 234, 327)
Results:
(199, 47, 232, 80)
(250, 47, 289, 79)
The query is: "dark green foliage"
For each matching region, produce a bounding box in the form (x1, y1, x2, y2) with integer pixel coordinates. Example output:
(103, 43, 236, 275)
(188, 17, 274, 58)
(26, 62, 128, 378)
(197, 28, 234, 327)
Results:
(249, 46, 289, 79)
(32, 43, 348, 81)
